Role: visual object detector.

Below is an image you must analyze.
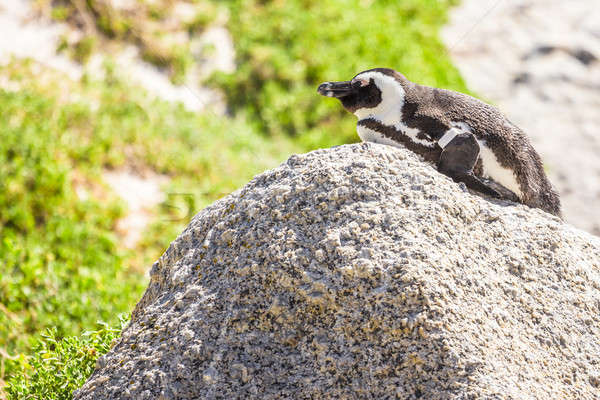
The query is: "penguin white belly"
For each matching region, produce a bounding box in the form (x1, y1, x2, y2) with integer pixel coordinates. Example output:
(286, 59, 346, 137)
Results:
(358, 124, 523, 199)
(356, 124, 405, 148)
(477, 140, 523, 199)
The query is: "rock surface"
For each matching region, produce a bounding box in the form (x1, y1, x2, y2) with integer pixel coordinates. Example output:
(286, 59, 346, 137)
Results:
(442, 0, 600, 235)
(75, 144, 600, 399)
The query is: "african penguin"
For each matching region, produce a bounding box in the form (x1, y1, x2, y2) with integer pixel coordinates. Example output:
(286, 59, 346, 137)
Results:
(317, 68, 561, 216)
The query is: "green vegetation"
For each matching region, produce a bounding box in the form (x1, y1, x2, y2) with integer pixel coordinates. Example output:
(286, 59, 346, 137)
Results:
(0, 68, 143, 388)
(6, 318, 127, 400)
(3, 0, 469, 398)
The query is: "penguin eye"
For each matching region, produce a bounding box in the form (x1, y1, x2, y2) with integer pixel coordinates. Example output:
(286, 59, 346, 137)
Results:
(352, 78, 370, 88)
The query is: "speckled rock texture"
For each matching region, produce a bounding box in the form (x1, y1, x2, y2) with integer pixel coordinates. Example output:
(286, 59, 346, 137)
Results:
(74, 143, 600, 399)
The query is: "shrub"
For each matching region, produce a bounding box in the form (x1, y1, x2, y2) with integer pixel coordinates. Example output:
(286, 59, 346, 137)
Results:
(6, 318, 126, 400)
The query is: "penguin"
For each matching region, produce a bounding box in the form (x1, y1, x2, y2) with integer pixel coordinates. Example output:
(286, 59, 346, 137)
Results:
(317, 68, 561, 216)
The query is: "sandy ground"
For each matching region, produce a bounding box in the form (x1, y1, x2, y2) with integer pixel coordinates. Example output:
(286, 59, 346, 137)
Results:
(102, 170, 168, 248)
(0, 0, 233, 112)
(0, 0, 235, 247)
(0, 0, 81, 78)
(443, 0, 600, 235)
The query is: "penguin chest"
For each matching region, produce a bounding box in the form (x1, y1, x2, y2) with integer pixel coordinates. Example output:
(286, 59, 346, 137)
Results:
(476, 140, 523, 199)
(356, 124, 405, 148)
(356, 121, 437, 148)
(356, 121, 442, 164)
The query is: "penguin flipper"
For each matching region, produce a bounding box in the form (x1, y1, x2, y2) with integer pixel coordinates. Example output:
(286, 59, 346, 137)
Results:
(437, 132, 502, 199)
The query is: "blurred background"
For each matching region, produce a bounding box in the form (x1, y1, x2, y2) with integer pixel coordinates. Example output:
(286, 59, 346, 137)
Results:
(0, 0, 597, 397)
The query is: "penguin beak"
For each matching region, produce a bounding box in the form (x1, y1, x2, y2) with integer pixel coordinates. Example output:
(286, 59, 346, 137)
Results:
(317, 81, 355, 98)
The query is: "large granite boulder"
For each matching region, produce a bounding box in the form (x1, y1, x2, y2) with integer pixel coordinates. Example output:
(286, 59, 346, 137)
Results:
(75, 143, 600, 399)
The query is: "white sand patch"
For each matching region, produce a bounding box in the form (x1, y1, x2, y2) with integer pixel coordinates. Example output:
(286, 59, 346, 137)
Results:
(194, 26, 236, 77)
(87, 44, 225, 113)
(103, 170, 168, 248)
(110, 0, 137, 10)
(0, 0, 82, 79)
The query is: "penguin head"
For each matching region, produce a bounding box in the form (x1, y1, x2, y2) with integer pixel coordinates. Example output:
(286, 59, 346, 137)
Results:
(318, 68, 409, 118)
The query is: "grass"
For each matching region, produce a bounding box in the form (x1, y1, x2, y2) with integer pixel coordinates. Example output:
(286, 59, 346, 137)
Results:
(0, 73, 144, 381)
(3, 0, 469, 397)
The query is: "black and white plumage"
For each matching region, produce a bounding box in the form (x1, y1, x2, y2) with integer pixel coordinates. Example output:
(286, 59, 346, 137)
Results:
(317, 68, 561, 216)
